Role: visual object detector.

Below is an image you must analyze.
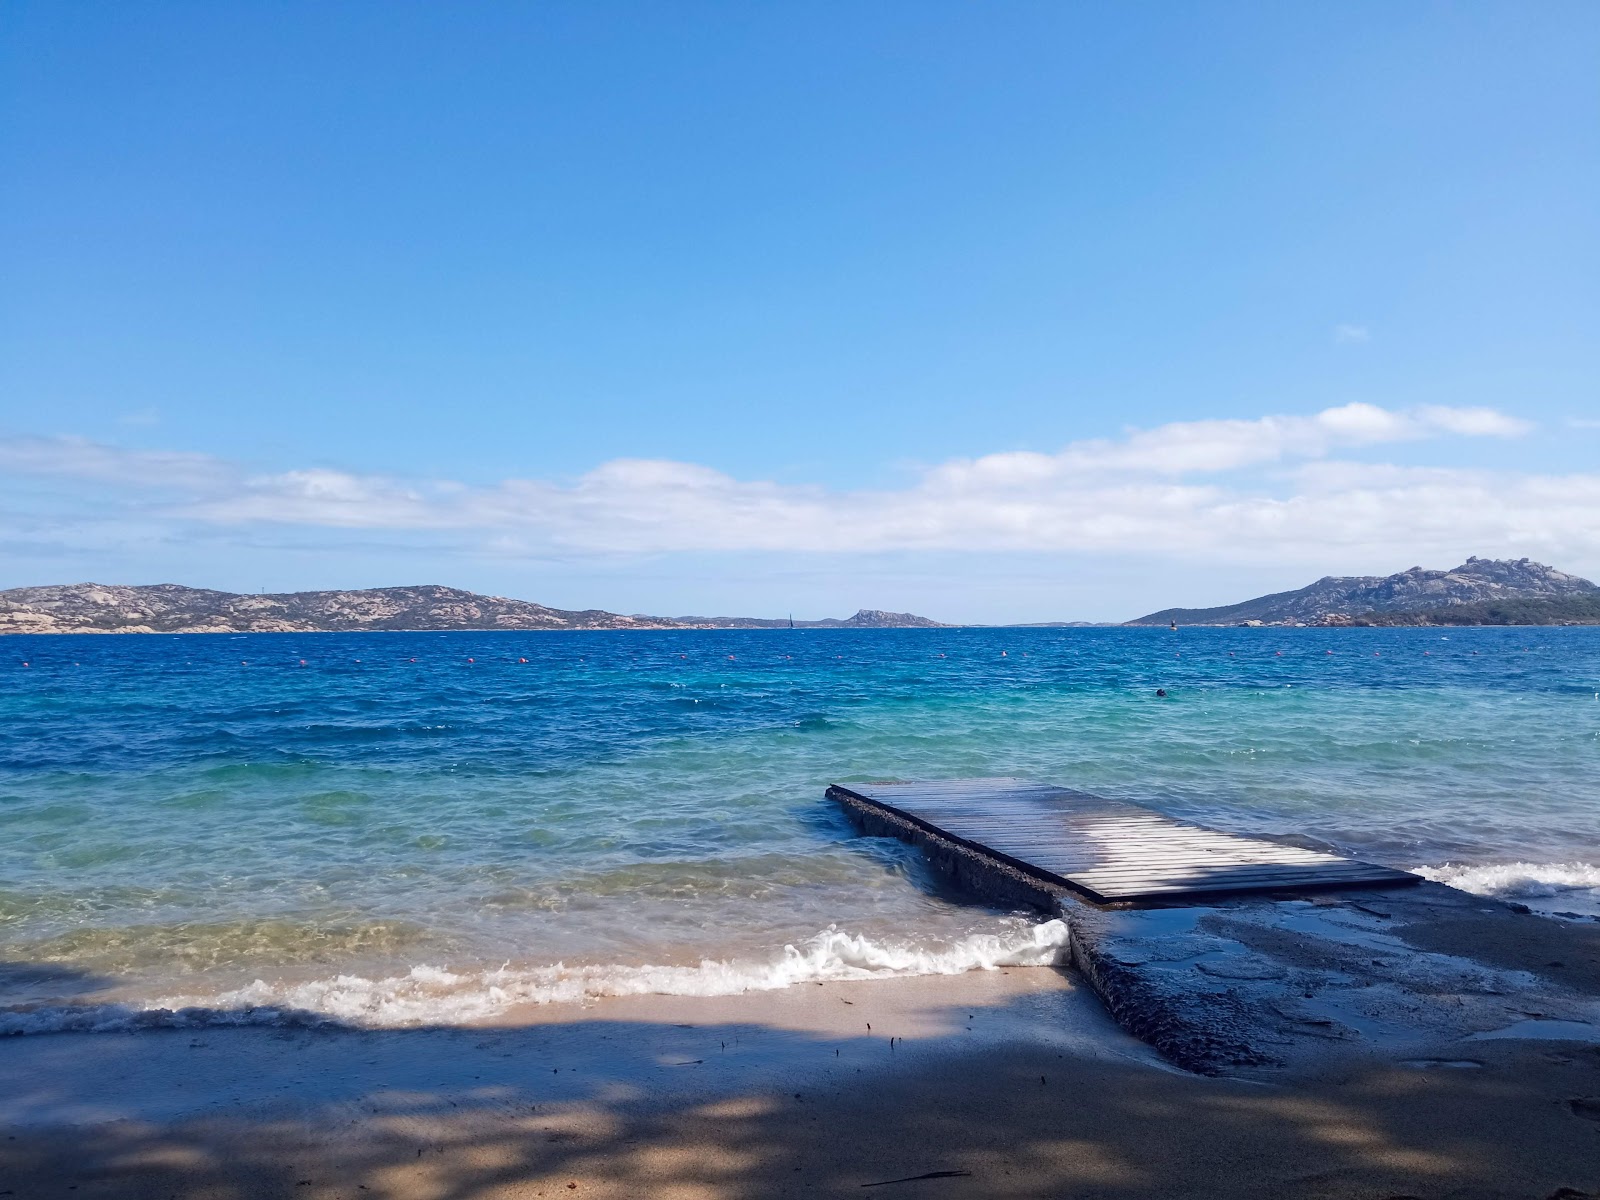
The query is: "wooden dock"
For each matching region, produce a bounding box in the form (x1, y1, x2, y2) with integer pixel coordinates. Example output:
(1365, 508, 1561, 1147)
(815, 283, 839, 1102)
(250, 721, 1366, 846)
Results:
(829, 778, 1418, 904)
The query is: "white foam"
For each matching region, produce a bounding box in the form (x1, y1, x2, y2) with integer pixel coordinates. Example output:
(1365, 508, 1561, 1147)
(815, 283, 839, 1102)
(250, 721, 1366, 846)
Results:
(0, 920, 1070, 1035)
(1416, 861, 1600, 914)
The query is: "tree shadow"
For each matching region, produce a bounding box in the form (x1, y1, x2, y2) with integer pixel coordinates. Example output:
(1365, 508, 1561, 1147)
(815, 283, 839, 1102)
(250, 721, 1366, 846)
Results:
(1, 985, 1596, 1200)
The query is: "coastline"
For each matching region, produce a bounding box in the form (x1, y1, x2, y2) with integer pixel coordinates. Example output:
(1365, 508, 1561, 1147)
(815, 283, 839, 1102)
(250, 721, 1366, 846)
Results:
(7, 621, 1600, 635)
(4, 966, 1599, 1198)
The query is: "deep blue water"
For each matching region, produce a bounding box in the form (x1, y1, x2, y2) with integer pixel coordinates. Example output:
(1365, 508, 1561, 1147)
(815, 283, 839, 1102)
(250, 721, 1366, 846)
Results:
(1, 626, 1597, 1026)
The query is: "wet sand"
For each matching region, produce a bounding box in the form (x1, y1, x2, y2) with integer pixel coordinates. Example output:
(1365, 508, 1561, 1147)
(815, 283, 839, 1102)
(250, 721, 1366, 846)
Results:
(3, 966, 1598, 1199)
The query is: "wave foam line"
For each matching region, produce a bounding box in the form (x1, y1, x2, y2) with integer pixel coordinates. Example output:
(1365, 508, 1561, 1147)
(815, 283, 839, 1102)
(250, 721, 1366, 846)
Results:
(0, 920, 1069, 1035)
(1416, 861, 1600, 905)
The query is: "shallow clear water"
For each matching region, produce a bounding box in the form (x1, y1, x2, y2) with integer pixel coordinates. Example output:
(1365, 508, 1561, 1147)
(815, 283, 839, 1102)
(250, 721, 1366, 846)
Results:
(1, 626, 1597, 1028)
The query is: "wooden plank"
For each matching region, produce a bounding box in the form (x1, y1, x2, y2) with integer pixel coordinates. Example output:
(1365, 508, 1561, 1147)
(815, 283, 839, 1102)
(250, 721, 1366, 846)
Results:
(830, 778, 1418, 904)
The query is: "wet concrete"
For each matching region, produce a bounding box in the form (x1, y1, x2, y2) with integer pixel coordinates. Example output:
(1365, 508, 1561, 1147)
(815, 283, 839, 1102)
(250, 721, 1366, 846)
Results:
(836, 789, 1600, 1076)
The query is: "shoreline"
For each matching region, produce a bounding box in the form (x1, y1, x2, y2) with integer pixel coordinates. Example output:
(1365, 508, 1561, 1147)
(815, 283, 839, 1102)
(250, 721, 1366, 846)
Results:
(0, 918, 1075, 1035)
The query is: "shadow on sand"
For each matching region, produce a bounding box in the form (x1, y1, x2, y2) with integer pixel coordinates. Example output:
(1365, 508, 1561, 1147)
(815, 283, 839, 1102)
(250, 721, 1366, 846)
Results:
(1, 977, 1598, 1200)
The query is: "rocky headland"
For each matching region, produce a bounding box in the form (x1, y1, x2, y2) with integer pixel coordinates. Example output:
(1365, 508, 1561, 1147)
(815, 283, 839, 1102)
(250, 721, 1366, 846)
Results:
(1129, 557, 1598, 627)
(0, 583, 945, 635)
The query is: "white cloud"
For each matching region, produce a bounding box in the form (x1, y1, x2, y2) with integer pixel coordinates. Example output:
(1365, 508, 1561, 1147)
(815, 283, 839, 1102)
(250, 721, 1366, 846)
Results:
(1413, 405, 1532, 437)
(1334, 323, 1371, 344)
(0, 403, 1580, 570)
(923, 402, 1511, 483)
(194, 469, 439, 527)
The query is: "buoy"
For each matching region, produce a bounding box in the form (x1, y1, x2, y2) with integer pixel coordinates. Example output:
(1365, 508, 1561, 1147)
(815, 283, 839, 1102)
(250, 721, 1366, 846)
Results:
(467, 657, 475, 663)
(519, 658, 527, 663)
(728, 655, 736, 660)
(21, 662, 29, 667)
(300, 659, 307, 666)
(410, 658, 417, 662)
(241, 661, 248, 665)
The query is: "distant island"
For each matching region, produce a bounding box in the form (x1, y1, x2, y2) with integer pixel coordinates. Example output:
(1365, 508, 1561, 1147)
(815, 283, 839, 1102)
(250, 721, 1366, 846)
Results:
(0, 584, 946, 635)
(1128, 557, 1600, 627)
(9, 558, 1597, 633)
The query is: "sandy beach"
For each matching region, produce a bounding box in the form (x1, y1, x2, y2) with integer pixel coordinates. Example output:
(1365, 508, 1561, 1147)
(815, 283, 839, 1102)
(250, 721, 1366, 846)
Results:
(3, 962, 1598, 1200)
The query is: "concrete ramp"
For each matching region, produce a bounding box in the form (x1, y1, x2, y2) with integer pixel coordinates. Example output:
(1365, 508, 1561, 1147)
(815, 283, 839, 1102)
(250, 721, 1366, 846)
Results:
(829, 777, 1418, 903)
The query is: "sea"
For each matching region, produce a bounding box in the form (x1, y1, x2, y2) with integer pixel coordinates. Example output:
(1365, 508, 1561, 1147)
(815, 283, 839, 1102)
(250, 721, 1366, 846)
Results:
(1, 626, 1597, 1033)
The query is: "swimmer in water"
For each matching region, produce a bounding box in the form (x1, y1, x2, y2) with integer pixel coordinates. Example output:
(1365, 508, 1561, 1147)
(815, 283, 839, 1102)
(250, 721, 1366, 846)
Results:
(1155, 688, 1168, 698)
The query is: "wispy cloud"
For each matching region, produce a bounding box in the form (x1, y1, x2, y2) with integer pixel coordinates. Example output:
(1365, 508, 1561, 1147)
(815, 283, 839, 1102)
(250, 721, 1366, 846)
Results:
(1333, 323, 1371, 344)
(1, 403, 1578, 568)
(0, 434, 230, 489)
(924, 403, 1529, 484)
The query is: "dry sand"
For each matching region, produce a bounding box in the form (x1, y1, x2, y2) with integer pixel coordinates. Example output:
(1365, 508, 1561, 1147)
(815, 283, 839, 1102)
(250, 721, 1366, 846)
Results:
(2, 965, 1598, 1200)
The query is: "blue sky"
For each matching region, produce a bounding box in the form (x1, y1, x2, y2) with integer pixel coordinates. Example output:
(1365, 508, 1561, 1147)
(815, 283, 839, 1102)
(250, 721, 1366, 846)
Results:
(2, 2, 1597, 621)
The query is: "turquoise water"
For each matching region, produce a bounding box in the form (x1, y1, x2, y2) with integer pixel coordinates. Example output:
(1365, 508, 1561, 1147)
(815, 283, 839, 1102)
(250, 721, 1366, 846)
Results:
(1, 627, 1597, 1027)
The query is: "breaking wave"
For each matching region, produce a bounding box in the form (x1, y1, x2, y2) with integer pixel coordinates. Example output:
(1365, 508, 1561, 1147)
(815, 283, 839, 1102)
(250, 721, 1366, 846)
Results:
(1416, 862, 1600, 914)
(0, 920, 1070, 1035)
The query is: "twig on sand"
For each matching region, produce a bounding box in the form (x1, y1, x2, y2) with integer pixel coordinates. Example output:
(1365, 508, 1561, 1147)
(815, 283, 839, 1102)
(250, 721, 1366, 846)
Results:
(861, 1170, 973, 1187)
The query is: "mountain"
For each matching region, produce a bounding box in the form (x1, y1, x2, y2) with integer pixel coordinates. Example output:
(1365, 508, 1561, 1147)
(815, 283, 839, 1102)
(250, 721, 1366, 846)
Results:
(0, 584, 945, 635)
(1337, 593, 1600, 627)
(1127, 558, 1599, 627)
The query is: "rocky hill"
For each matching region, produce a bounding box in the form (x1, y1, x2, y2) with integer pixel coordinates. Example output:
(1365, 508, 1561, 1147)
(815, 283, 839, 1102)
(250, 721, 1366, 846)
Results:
(0, 585, 945, 635)
(1128, 558, 1598, 627)
(1337, 593, 1600, 627)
